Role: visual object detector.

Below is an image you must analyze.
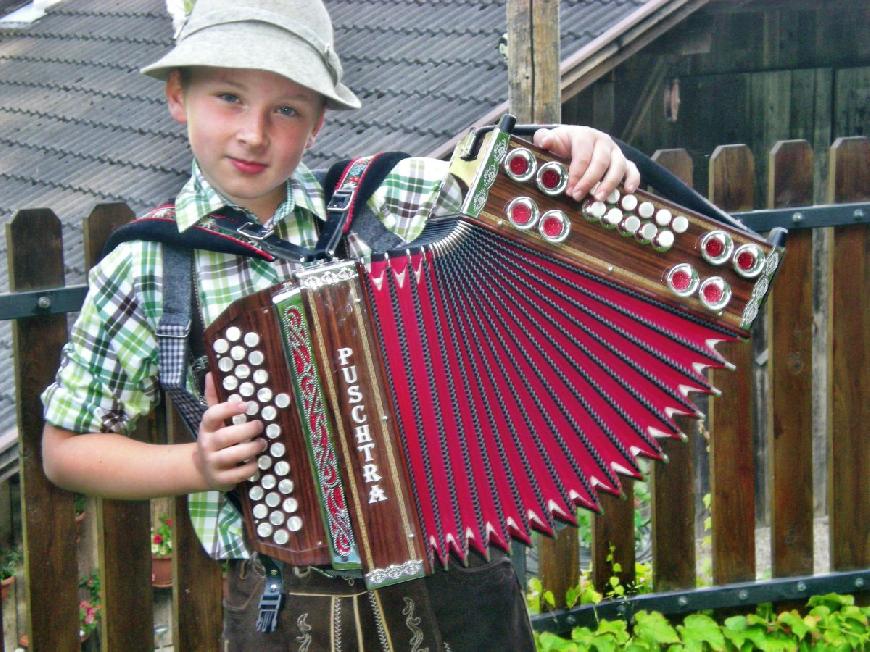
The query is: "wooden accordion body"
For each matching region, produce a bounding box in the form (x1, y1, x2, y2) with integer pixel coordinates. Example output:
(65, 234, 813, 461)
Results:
(204, 126, 784, 589)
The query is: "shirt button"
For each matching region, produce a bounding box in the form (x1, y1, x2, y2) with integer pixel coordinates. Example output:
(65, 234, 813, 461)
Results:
(382, 214, 397, 229)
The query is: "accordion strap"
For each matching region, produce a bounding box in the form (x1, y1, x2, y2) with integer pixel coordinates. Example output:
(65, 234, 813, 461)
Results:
(157, 242, 208, 439)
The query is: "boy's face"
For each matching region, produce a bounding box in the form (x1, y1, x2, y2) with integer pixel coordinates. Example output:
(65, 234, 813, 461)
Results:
(166, 66, 326, 221)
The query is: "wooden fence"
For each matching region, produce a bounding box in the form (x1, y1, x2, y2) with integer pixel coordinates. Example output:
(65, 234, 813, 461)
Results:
(3, 137, 868, 649)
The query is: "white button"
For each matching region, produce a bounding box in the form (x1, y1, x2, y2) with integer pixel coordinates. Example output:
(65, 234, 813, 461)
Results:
(275, 393, 291, 408)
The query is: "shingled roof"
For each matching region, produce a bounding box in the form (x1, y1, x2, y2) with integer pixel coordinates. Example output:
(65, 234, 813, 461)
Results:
(0, 0, 707, 454)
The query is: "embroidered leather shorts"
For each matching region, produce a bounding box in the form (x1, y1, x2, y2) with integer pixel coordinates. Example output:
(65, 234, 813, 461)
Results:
(222, 552, 534, 652)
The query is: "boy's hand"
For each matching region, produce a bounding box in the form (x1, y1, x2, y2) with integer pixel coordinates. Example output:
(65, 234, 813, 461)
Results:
(533, 126, 640, 203)
(194, 373, 266, 491)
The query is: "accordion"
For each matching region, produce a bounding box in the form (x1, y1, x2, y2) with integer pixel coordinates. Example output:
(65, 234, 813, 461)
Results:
(204, 122, 784, 589)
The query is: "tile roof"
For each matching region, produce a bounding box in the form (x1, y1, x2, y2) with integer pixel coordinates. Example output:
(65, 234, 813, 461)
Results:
(0, 0, 682, 439)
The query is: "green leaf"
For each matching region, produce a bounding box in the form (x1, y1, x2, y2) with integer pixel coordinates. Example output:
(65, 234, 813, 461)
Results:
(678, 614, 727, 651)
(539, 631, 579, 651)
(543, 590, 556, 608)
(777, 610, 809, 639)
(612, 562, 622, 574)
(808, 593, 854, 610)
(633, 610, 680, 645)
(596, 617, 630, 643)
(565, 585, 580, 609)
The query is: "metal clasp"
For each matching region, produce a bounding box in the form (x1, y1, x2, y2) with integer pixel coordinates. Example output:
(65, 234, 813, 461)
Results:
(236, 221, 275, 241)
(327, 187, 356, 213)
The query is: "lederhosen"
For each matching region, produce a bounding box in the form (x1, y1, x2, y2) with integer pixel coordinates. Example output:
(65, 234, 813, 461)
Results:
(103, 155, 535, 652)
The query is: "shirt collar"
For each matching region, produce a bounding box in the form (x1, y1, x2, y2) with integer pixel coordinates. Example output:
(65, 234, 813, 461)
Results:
(174, 160, 326, 232)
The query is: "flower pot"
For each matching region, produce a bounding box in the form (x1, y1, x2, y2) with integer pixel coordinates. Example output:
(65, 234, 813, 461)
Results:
(151, 555, 173, 588)
(1, 575, 13, 601)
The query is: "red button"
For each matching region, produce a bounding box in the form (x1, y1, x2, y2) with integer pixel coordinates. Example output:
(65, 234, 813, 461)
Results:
(541, 168, 561, 190)
(705, 237, 725, 258)
(737, 249, 756, 270)
(509, 155, 529, 176)
(511, 202, 533, 226)
(672, 269, 692, 291)
(702, 282, 723, 304)
(542, 215, 564, 237)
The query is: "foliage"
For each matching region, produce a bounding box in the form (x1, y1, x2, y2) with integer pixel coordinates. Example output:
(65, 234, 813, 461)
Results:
(74, 493, 87, 517)
(151, 514, 173, 557)
(533, 594, 869, 651)
(78, 569, 101, 639)
(0, 545, 21, 580)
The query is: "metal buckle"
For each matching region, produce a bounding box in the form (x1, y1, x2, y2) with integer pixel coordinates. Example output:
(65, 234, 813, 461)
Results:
(236, 221, 274, 241)
(327, 187, 356, 213)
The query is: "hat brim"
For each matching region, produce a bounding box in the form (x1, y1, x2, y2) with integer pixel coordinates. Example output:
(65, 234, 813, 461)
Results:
(141, 22, 360, 111)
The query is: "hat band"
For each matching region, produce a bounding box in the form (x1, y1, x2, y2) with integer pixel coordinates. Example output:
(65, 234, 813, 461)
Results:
(180, 8, 342, 84)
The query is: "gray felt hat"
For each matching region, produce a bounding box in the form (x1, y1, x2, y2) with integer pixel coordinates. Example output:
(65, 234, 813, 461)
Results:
(141, 0, 360, 110)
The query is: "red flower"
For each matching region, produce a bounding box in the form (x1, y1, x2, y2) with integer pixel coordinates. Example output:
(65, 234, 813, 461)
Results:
(153, 534, 163, 545)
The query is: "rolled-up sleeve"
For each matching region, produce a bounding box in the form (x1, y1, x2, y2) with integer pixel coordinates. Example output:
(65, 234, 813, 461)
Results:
(41, 242, 162, 435)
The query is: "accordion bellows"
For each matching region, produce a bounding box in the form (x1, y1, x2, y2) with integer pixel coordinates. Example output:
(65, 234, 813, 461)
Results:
(204, 127, 783, 589)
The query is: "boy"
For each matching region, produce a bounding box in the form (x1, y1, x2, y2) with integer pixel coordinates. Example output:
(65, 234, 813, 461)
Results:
(41, 0, 639, 649)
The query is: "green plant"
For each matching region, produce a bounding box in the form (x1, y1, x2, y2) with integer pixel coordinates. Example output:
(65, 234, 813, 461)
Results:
(151, 514, 173, 557)
(533, 594, 870, 651)
(74, 492, 87, 517)
(78, 569, 101, 639)
(0, 546, 21, 580)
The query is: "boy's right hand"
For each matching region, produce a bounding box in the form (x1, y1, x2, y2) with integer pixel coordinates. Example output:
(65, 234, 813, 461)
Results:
(194, 373, 267, 491)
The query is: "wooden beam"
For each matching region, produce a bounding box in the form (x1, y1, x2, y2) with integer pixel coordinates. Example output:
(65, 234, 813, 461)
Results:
(507, 0, 560, 123)
(507, 0, 577, 608)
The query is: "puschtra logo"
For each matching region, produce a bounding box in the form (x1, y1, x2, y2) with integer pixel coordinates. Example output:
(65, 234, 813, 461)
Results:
(336, 347, 389, 505)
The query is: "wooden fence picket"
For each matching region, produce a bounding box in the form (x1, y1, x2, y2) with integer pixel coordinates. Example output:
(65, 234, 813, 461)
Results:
(707, 145, 757, 584)
(650, 148, 697, 591)
(169, 407, 224, 652)
(827, 137, 869, 571)
(8, 209, 79, 651)
(767, 140, 815, 578)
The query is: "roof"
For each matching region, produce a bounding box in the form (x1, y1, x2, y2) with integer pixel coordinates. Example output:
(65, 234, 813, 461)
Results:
(0, 0, 705, 441)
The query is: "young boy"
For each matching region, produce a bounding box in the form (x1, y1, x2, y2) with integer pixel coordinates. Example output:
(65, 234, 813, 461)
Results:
(41, 0, 639, 649)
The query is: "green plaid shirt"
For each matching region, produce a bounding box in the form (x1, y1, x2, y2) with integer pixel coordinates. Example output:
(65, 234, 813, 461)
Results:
(42, 156, 461, 559)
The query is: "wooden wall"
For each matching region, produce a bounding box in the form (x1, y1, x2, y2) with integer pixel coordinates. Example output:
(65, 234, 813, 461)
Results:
(564, 0, 870, 201)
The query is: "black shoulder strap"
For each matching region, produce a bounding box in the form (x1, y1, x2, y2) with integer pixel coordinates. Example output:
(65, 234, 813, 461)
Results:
(317, 151, 410, 256)
(157, 243, 206, 439)
(99, 214, 275, 264)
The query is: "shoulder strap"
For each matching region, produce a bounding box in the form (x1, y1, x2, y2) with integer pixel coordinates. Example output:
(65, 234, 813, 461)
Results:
(317, 152, 410, 256)
(157, 243, 207, 440)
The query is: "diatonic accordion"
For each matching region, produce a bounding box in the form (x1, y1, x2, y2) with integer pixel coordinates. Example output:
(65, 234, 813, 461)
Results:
(204, 125, 784, 589)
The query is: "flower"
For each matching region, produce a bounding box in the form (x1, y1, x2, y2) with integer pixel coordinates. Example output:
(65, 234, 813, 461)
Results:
(151, 514, 173, 557)
(78, 570, 101, 639)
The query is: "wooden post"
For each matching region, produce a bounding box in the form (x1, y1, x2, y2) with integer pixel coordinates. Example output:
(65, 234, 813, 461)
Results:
(767, 141, 815, 577)
(649, 149, 697, 591)
(8, 209, 79, 651)
(506, 0, 560, 124)
(507, 0, 580, 606)
(708, 145, 757, 584)
(81, 203, 157, 650)
(826, 137, 869, 571)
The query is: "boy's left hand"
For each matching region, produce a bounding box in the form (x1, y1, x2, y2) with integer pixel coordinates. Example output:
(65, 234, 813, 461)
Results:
(534, 126, 640, 203)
